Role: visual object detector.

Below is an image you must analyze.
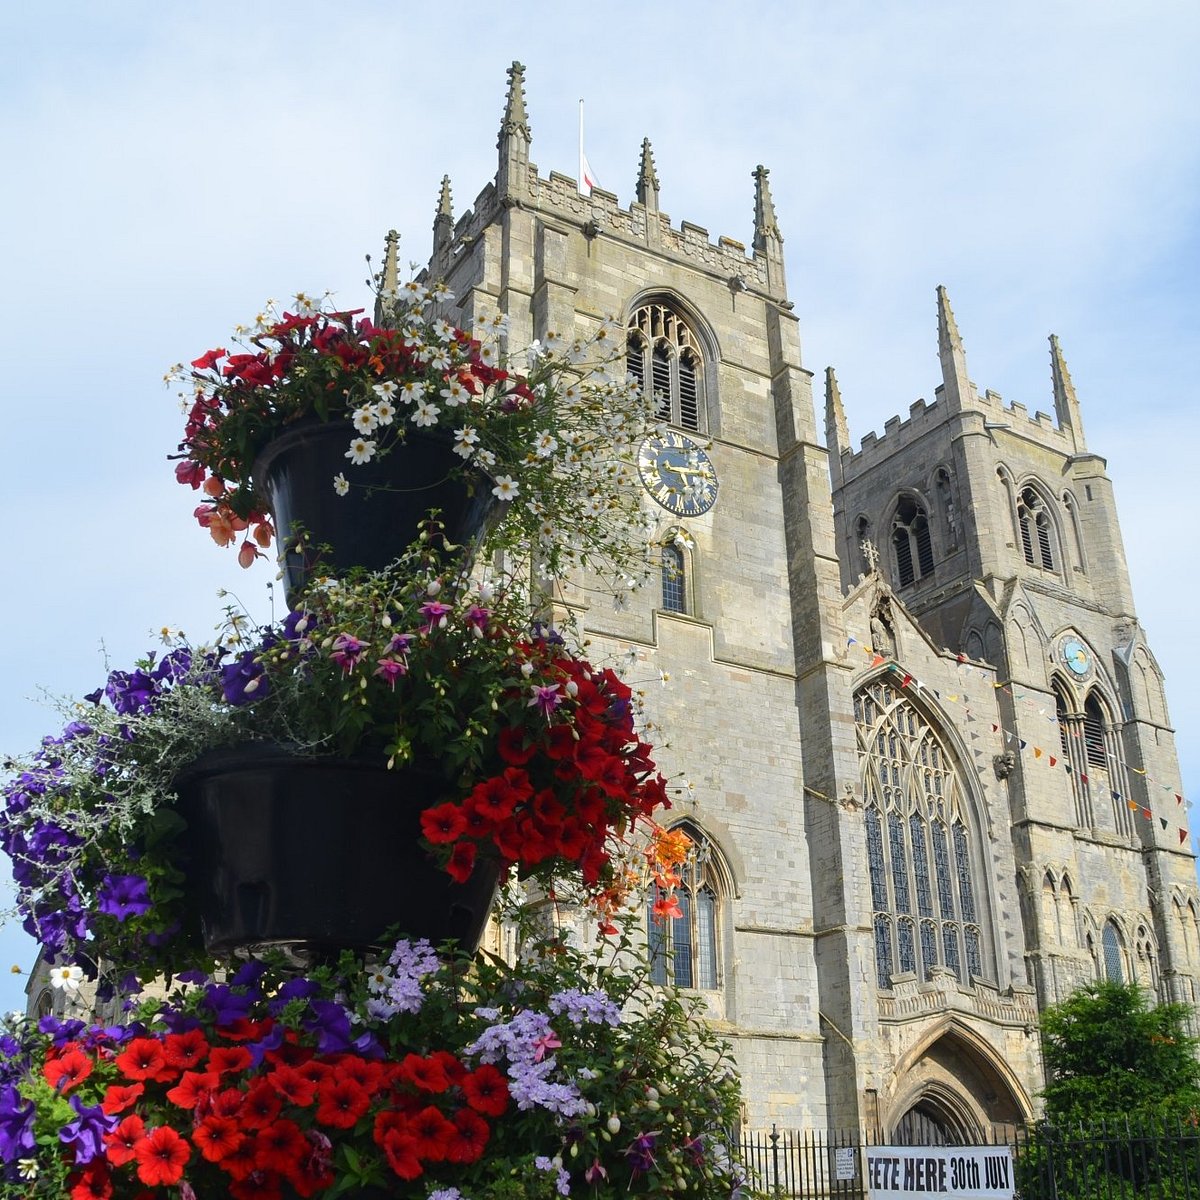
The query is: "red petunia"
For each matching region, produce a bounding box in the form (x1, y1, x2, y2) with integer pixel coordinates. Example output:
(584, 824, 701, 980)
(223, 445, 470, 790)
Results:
(165, 1070, 220, 1109)
(381, 1128, 424, 1181)
(44, 1047, 93, 1093)
(497, 726, 536, 765)
(315, 1077, 370, 1129)
(446, 1107, 490, 1164)
(100, 1083, 144, 1115)
(103, 1114, 145, 1166)
(68, 1160, 112, 1200)
(190, 347, 227, 370)
(208, 1045, 253, 1076)
(134, 1125, 191, 1187)
(462, 1064, 509, 1117)
(254, 1119, 309, 1176)
(194, 1114, 243, 1163)
(268, 1063, 317, 1107)
(114, 1038, 174, 1083)
(331, 1055, 384, 1094)
(164, 1028, 210, 1070)
(399, 1053, 450, 1094)
(446, 840, 477, 883)
(420, 801, 467, 845)
(240, 1080, 283, 1130)
(409, 1104, 456, 1162)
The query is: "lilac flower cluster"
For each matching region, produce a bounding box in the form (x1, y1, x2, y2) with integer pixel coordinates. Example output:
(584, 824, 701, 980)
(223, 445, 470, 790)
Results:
(465, 1008, 587, 1119)
(547, 987, 621, 1027)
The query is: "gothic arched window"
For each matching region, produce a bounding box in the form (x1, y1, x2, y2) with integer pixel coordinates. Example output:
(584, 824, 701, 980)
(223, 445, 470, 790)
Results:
(1102, 921, 1125, 983)
(627, 302, 704, 431)
(648, 827, 724, 990)
(660, 542, 686, 614)
(891, 496, 934, 587)
(1017, 487, 1057, 571)
(856, 678, 988, 988)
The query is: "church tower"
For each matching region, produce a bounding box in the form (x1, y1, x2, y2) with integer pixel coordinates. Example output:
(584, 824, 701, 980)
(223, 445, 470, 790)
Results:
(400, 63, 1195, 1139)
(828, 289, 1200, 1034)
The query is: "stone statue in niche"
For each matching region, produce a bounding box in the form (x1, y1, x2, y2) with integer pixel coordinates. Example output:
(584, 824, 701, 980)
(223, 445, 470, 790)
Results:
(870, 603, 895, 660)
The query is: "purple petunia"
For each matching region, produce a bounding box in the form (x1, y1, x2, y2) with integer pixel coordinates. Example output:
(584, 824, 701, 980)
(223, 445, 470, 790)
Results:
(97, 873, 151, 922)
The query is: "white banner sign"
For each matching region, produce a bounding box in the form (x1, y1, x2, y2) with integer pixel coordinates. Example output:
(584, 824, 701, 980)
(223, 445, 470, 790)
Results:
(865, 1146, 1014, 1199)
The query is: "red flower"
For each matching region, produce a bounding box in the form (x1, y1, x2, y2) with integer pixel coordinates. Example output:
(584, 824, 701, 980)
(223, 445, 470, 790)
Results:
(498, 726, 536, 765)
(269, 1063, 317, 1107)
(381, 1128, 423, 1181)
(208, 1045, 253, 1076)
(446, 840, 477, 883)
(190, 347, 227, 370)
(194, 1114, 244, 1163)
(462, 1064, 509, 1117)
(399, 1053, 450, 1094)
(332, 1055, 384, 1094)
(420, 801, 467, 845)
(115, 1038, 174, 1083)
(240, 1080, 283, 1129)
(101, 1082, 144, 1115)
(446, 1107, 490, 1164)
(103, 1115, 145, 1166)
(44, 1047, 93, 1093)
(69, 1160, 112, 1200)
(315, 1077, 370, 1129)
(165, 1069, 220, 1109)
(164, 1028, 209, 1070)
(134, 1125, 191, 1187)
(254, 1119, 309, 1176)
(409, 1104, 456, 1162)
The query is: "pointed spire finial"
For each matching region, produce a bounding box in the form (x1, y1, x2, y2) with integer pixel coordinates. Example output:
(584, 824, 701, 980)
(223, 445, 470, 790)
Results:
(825, 366, 849, 457)
(752, 164, 782, 250)
(437, 175, 453, 221)
(935, 285, 972, 411)
(498, 60, 531, 145)
(936, 285, 963, 355)
(1050, 334, 1086, 449)
(381, 229, 399, 295)
(636, 138, 660, 210)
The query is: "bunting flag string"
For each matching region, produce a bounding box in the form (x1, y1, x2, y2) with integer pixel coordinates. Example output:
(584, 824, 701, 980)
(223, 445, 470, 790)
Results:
(846, 631, 1193, 848)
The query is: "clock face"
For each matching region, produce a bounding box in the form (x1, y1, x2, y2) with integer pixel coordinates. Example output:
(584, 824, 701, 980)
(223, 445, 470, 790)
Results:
(637, 432, 719, 517)
(1062, 637, 1092, 677)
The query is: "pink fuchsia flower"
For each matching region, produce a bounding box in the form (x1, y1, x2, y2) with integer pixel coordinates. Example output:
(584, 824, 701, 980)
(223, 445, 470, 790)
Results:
(374, 658, 408, 689)
(464, 605, 489, 631)
(330, 634, 368, 673)
(527, 684, 561, 718)
(419, 601, 452, 633)
(387, 633, 414, 655)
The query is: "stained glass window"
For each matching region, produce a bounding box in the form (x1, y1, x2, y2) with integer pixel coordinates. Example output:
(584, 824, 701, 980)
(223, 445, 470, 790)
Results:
(855, 678, 990, 988)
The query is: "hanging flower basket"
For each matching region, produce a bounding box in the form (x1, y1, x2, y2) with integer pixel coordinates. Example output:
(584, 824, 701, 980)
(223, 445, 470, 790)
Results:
(175, 744, 502, 957)
(254, 422, 503, 600)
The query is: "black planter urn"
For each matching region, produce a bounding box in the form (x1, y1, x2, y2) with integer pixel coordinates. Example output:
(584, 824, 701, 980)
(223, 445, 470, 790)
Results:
(253, 422, 504, 600)
(175, 745, 500, 957)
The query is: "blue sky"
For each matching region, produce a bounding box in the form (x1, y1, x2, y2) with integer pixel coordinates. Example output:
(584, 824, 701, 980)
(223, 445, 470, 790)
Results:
(1, 1, 1198, 1014)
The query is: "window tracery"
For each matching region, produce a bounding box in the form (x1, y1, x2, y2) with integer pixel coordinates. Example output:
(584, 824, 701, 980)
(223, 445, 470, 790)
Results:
(1017, 486, 1057, 571)
(856, 678, 988, 988)
(627, 302, 703, 431)
(891, 496, 935, 587)
(648, 826, 723, 990)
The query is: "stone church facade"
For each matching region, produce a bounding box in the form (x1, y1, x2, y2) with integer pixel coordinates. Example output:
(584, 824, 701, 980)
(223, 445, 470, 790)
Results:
(388, 62, 1200, 1136)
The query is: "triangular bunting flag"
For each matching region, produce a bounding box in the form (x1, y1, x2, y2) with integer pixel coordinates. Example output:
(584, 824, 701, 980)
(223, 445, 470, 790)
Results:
(900, 673, 913, 687)
(1019, 740, 1027, 750)
(847, 636, 858, 646)
(1034, 747, 1043, 759)
(1161, 817, 1169, 830)
(1049, 756, 1057, 767)
(871, 655, 884, 667)
(1127, 800, 1139, 811)
(1112, 791, 1122, 802)
(1177, 794, 1184, 805)
(1181, 829, 1190, 845)
(1080, 773, 1089, 784)
(991, 724, 999, 733)
(1142, 807, 1152, 820)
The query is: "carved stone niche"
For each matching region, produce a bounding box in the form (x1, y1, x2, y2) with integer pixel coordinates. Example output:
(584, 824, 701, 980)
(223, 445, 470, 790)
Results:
(870, 602, 896, 660)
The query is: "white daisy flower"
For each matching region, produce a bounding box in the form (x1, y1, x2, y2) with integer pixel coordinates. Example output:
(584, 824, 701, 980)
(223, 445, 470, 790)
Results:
(412, 399, 441, 427)
(50, 964, 83, 993)
(432, 318, 455, 343)
(440, 379, 468, 407)
(372, 380, 399, 400)
(333, 473, 350, 496)
(475, 448, 497, 468)
(492, 475, 520, 501)
(452, 426, 480, 458)
(534, 431, 558, 458)
(352, 406, 379, 434)
(346, 438, 377, 465)
(396, 380, 425, 405)
(373, 399, 396, 426)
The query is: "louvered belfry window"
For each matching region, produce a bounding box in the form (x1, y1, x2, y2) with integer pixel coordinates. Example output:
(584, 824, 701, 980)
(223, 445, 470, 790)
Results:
(891, 496, 935, 587)
(627, 302, 704, 431)
(1017, 487, 1056, 571)
(856, 678, 988, 989)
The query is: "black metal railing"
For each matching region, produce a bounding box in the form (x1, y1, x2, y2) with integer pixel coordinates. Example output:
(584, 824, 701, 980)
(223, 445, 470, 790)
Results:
(734, 1118, 1200, 1199)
